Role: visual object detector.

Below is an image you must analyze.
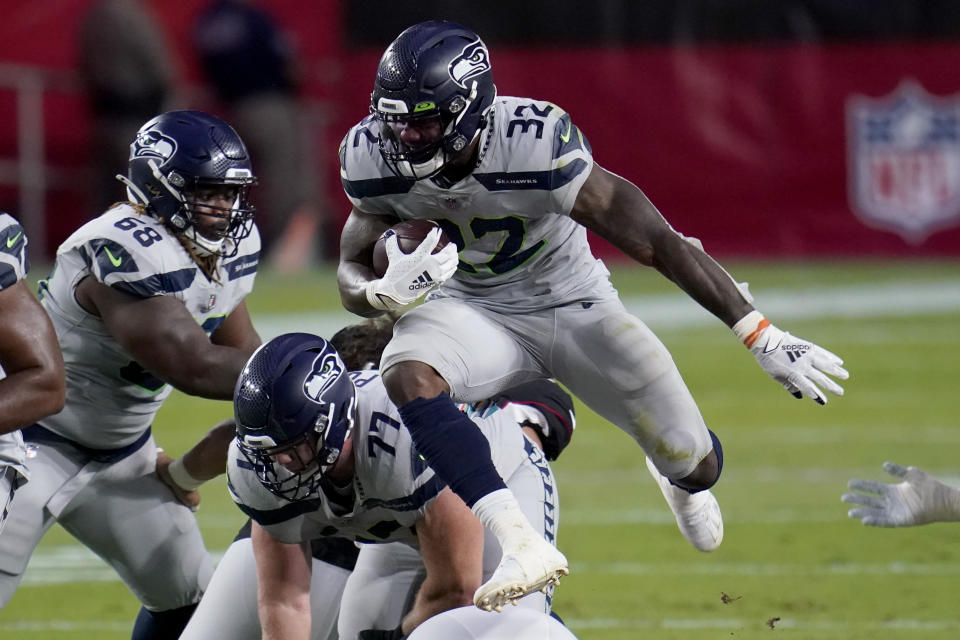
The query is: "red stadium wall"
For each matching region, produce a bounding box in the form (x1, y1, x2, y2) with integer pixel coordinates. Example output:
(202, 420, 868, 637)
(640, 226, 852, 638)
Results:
(333, 41, 960, 258)
(2, 2, 959, 259)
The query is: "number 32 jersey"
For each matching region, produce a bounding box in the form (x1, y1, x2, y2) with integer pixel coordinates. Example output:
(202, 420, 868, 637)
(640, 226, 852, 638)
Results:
(340, 96, 616, 313)
(38, 204, 260, 448)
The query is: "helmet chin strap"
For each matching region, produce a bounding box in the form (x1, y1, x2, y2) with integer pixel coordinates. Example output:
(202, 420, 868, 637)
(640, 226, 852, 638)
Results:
(181, 227, 225, 256)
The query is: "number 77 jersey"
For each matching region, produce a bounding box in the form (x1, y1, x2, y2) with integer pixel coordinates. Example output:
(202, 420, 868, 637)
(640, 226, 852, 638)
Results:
(340, 96, 612, 313)
(37, 203, 260, 449)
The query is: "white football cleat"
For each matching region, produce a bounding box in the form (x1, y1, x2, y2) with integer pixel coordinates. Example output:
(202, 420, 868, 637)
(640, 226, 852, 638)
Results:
(474, 533, 569, 612)
(646, 456, 723, 552)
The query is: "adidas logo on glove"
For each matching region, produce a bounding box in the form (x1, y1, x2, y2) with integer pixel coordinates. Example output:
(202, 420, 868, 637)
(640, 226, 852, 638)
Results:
(408, 272, 435, 291)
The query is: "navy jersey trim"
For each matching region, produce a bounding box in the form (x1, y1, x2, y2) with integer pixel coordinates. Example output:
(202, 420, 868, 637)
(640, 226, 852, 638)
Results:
(553, 115, 592, 159)
(473, 159, 590, 192)
(110, 267, 197, 298)
(342, 175, 415, 199)
(224, 250, 259, 281)
(0, 264, 19, 290)
(22, 424, 153, 464)
(86, 238, 139, 278)
(360, 473, 446, 512)
(356, 520, 405, 543)
(232, 488, 323, 525)
(0, 221, 25, 259)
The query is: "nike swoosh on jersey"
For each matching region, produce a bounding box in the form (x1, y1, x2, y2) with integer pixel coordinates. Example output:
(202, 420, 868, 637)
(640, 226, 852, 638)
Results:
(104, 246, 123, 267)
(6, 230, 22, 248)
(559, 121, 572, 144)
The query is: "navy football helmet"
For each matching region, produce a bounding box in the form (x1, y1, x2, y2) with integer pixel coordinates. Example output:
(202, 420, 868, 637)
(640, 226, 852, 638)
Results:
(371, 20, 497, 179)
(118, 110, 257, 257)
(234, 333, 357, 502)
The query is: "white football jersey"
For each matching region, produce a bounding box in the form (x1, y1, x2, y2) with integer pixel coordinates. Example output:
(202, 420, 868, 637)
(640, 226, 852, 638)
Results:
(228, 371, 531, 546)
(38, 204, 260, 448)
(0, 213, 29, 476)
(340, 96, 616, 313)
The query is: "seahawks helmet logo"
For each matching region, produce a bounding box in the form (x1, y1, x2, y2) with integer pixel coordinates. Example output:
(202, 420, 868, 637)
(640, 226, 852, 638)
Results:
(303, 352, 344, 402)
(131, 130, 177, 162)
(448, 38, 490, 89)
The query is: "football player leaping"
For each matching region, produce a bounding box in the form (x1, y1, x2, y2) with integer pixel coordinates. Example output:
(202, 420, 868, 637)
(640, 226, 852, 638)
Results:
(337, 20, 850, 610)
(0, 213, 66, 535)
(225, 333, 568, 639)
(0, 111, 262, 640)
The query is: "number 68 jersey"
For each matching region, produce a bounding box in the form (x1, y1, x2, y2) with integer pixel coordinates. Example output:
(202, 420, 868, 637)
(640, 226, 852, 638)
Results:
(38, 204, 260, 449)
(339, 96, 616, 313)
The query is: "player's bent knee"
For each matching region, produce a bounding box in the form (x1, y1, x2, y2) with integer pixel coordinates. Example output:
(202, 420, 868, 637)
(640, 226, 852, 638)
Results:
(381, 361, 449, 405)
(674, 430, 723, 493)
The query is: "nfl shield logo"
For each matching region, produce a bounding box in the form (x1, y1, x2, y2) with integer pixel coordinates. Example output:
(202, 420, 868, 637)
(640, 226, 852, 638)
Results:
(847, 81, 960, 243)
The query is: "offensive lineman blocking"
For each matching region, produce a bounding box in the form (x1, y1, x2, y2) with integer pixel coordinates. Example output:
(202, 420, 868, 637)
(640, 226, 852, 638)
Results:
(0, 111, 262, 639)
(338, 20, 850, 609)
(226, 333, 566, 638)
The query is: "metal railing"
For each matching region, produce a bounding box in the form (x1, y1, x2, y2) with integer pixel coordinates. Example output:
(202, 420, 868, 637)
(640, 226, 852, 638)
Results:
(0, 63, 86, 257)
(0, 62, 332, 261)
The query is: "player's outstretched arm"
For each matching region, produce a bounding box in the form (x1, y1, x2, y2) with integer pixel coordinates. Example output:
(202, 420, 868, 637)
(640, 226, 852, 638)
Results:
(0, 280, 65, 434)
(570, 164, 848, 404)
(156, 418, 237, 508)
(155, 307, 259, 505)
(252, 522, 313, 640)
(843, 462, 960, 527)
(210, 300, 261, 354)
(76, 276, 255, 399)
(401, 488, 484, 634)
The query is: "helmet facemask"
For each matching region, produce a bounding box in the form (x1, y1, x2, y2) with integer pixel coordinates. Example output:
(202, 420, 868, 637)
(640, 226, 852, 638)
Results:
(233, 334, 357, 504)
(374, 83, 486, 180)
(238, 394, 355, 503)
(179, 175, 256, 257)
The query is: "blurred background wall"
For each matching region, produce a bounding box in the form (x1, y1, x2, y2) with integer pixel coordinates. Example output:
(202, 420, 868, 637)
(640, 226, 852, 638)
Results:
(1, 0, 959, 264)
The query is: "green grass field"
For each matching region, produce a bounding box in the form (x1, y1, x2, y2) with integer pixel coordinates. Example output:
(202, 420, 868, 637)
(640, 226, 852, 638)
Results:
(2, 259, 959, 639)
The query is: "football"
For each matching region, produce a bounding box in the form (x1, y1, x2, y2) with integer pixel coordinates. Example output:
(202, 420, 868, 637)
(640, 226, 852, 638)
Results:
(372, 219, 452, 277)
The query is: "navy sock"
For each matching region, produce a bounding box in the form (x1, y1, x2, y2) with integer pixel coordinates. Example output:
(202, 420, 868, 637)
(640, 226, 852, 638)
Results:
(397, 393, 507, 507)
(131, 603, 197, 640)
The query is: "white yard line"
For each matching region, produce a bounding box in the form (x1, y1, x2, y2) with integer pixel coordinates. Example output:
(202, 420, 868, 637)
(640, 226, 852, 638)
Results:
(18, 545, 960, 586)
(3, 616, 959, 634)
(0, 618, 960, 637)
(566, 617, 960, 631)
(252, 279, 960, 340)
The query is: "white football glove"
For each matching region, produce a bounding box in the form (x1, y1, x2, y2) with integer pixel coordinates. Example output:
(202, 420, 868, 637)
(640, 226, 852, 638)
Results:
(732, 311, 848, 405)
(365, 227, 458, 311)
(842, 462, 960, 527)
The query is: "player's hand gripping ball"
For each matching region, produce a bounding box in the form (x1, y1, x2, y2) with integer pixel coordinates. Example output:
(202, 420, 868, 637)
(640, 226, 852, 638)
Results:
(372, 220, 451, 277)
(365, 219, 458, 311)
